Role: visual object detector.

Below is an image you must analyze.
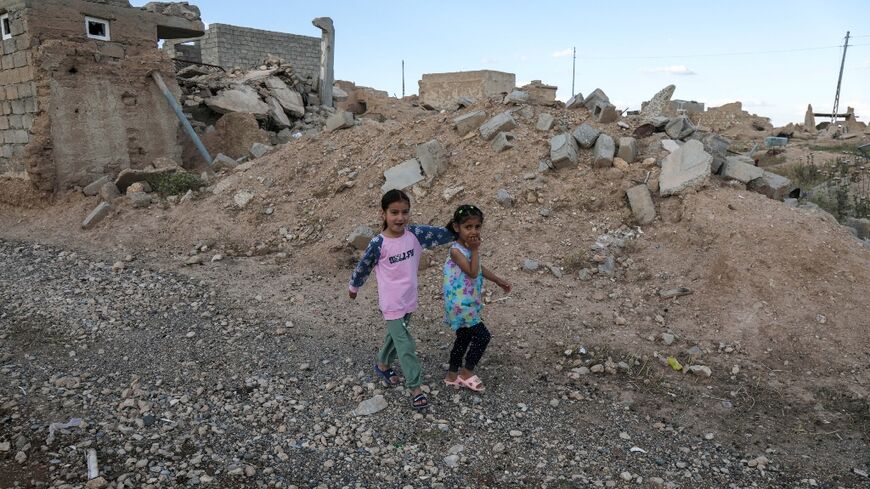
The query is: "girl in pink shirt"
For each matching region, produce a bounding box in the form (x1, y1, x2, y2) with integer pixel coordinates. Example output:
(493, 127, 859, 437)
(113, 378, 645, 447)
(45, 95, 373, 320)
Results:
(349, 189, 454, 410)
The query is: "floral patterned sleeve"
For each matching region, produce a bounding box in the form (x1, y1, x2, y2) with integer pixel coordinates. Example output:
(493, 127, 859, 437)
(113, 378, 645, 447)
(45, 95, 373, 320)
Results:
(409, 225, 454, 249)
(349, 235, 383, 292)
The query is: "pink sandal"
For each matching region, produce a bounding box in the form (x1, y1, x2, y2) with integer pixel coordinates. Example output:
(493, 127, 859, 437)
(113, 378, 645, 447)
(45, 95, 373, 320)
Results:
(456, 375, 485, 392)
(444, 377, 461, 388)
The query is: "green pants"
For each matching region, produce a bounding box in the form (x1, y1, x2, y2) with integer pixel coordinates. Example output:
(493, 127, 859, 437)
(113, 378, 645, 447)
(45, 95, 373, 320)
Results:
(377, 314, 422, 389)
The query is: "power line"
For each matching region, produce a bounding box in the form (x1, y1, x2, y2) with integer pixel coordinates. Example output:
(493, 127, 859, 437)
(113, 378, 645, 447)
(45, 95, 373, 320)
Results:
(575, 43, 868, 60)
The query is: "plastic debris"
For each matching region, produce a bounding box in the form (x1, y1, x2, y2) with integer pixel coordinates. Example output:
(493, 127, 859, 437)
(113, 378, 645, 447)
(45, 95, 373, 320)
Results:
(47, 417, 83, 444)
(667, 356, 683, 371)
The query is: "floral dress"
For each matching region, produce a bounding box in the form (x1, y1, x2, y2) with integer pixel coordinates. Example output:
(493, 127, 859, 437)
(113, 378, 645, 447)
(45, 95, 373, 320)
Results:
(443, 242, 484, 330)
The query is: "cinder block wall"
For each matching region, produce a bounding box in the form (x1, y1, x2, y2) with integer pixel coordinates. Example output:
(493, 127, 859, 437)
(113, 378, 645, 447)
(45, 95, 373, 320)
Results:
(0, 5, 37, 177)
(206, 24, 320, 80)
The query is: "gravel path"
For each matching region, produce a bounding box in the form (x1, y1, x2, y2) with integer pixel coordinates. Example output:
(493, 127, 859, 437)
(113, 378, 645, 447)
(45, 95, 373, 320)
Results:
(0, 239, 850, 488)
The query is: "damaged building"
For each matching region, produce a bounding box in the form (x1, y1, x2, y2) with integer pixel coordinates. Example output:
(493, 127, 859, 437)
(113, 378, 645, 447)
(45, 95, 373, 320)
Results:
(0, 0, 204, 191)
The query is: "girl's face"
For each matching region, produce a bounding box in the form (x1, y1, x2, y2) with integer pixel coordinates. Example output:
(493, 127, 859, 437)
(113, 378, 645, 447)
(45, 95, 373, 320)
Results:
(382, 200, 410, 235)
(453, 216, 482, 243)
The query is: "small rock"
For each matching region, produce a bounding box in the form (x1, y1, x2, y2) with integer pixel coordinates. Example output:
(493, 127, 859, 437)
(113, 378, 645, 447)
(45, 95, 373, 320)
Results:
(493, 442, 505, 453)
(354, 395, 388, 416)
(522, 259, 539, 272)
(443, 454, 460, 468)
(661, 333, 675, 345)
(509, 430, 523, 437)
(496, 189, 514, 208)
(234, 190, 255, 209)
(86, 477, 108, 489)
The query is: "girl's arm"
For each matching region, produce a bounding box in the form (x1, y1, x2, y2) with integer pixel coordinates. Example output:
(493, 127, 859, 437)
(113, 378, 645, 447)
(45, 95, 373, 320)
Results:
(408, 225, 454, 249)
(450, 246, 480, 279)
(483, 265, 511, 293)
(348, 235, 383, 298)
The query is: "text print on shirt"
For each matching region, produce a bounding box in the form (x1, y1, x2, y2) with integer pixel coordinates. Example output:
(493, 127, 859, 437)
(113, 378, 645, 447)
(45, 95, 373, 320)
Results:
(388, 248, 414, 264)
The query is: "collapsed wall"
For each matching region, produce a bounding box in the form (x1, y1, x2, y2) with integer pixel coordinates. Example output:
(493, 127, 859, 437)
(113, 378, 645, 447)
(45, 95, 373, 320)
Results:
(418, 70, 515, 110)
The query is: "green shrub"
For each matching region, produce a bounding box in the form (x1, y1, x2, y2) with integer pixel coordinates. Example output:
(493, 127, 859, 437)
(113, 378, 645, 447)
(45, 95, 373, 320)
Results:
(144, 172, 204, 196)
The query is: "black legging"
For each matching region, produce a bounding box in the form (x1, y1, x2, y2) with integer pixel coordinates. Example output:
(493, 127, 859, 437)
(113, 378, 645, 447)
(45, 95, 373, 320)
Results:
(449, 323, 491, 372)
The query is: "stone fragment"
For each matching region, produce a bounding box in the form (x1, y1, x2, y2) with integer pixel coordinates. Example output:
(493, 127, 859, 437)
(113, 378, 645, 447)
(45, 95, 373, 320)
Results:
(491, 132, 515, 152)
(496, 188, 514, 207)
(640, 84, 676, 122)
(617, 137, 637, 162)
(702, 133, 731, 174)
(515, 105, 534, 119)
(212, 153, 239, 171)
(325, 111, 355, 132)
(82, 202, 111, 229)
(572, 123, 600, 148)
(348, 225, 375, 250)
(661, 139, 680, 153)
(83, 176, 110, 196)
(565, 92, 585, 109)
(354, 395, 387, 416)
(100, 182, 120, 202)
(583, 88, 609, 110)
(479, 111, 517, 140)
(721, 156, 763, 183)
(130, 192, 152, 208)
(626, 184, 655, 224)
(115, 167, 177, 193)
(613, 157, 630, 171)
(382, 159, 424, 192)
(127, 181, 151, 194)
(593, 101, 618, 123)
(205, 85, 269, 116)
(456, 96, 475, 107)
(250, 142, 273, 159)
(659, 140, 712, 196)
(234, 190, 255, 209)
(804, 104, 815, 132)
(443, 186, 464, 202)
(844, 217, 870, 239)
(523, 259, 539, 271)
(549, 133, 579, 169)
(264, 77, 305, 117)
(453, 110, 487, 136)
(665, 116, 695, 139)
(592, 134, 615, 168)
(504, 90, 529, 104)
(747, 171, 792, 200)
(265, 96, 291, 129)
(416, 139, 447, 178)
(536, 113, 554, 131)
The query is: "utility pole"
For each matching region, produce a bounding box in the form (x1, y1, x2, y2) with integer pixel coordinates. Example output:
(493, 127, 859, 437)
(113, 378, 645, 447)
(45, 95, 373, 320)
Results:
(831, 31, 850, 123)
(571, 46, 576, 96)
(402, 60, 405, 98)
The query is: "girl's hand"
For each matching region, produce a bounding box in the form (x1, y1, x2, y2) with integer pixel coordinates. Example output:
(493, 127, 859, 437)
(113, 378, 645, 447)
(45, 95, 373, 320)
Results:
(467, 235, 481, 250)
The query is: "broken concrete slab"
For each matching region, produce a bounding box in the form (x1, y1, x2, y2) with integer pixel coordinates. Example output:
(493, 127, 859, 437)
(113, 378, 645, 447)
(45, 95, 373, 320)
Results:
(83, 176, 110, 196)
(115, 167, 178, 193)
(250, 143, 273, 159)
(382, 159, 425, 193)
(659, 140, 712, 196)
(665, 116, 696, 140)
(100, 182, 121, 202)
(565, 93, 585, 109)
(130, 192, 152, 208)
(205, 85, 270, 116)
(416, 140, 447, 179)
(265, 96, 291, 129)
(721, 156, 763, 183)
(456, 96, 476, 108)
(264, 77, 305, 118)
(593, 101, 619, 123)
(212, 153, 239, 171)
(504, 90, 529, 104)
(515, 105, 534, 120)
(592, 134, 615, 168)
(661, 139, 681, 153)
(453, 110, 487, 136)
(492, 132, 515, 152)
(639, 84, 676, 122)
(325, 111, 355, 132)
(549, 133, 579, 169)
(583, 88, 609, 110)
(572, 123, 600, 149)
(702, 133, 730, 174)
(626, 184, 656, 225)
(479, 111, 517, 140)
(536, 113, 555, 131)
(348, 225, 375, 250)
(617, 137, 638, 163)
(82, 202, 111, 230)
(747, 171, 793, 201)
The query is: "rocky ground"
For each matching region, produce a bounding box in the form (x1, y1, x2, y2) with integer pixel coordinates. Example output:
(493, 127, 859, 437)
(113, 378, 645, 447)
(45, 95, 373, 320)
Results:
(1, 237, 868, 489)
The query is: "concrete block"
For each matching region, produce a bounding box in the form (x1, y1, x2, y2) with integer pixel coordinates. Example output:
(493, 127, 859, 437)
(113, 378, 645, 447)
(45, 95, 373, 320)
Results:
(212, 153, 238, 171)
(617, 137, 637, 163)
(130, 192, 152, 209)
(639, 84, 675, 122)
(265, 96, 291, 129)
(626, 184, 656, 225)
(661, 139, 681, 153)
(721, 156, 763, 183)
(659, 140, 712, 196)
(536, 113, 554, 131)
(665, 116, 695, 140)
(250, 142, 273, 159)
(348, 225, 375, 250)
(747, 171, 792, 201)
(491, 132, 515, 152)
(570, 123, 600, 150)
(416, 139, 447, 178)
(479, 111, 517, 140)
(83, 176, 110, 196)
(382, 158, 424, 193)
(593, 101, 618, 123)
(515, 105, 534, 120)
(325, 111, 354, 132)
(81, 202, 111, 230)
(504, 90, 529, 105)
(583, 88, 609, 110)
(549, 133, 579, 169)
(592, 134, 615, 168)
(100, 182, 120, 202)
(565, 93, 584, 109)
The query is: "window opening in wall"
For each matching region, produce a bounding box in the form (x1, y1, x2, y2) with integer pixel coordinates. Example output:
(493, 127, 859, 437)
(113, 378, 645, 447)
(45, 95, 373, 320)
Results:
(85, 16, 110, 41)
(1, 13, 12, 40)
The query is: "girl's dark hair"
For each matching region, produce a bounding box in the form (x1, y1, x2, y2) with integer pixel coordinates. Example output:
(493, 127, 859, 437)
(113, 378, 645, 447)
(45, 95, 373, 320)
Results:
(446, 204, 484, 236)
(380, 189, 411, 229)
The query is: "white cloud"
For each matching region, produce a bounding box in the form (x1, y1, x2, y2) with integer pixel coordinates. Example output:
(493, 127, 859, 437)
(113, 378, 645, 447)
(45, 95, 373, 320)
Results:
(642, 65, 697, 76)
(551, 49, 573, 58)
(863, 60, 870, 69)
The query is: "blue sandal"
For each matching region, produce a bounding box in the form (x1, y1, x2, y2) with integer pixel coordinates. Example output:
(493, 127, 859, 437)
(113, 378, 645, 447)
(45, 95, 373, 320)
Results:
(373, 364, 401, 386)
(411, 393, 429, 411)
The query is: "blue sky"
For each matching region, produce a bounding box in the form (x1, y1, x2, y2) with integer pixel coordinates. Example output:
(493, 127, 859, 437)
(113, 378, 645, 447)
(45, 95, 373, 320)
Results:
(149, 1, 870, 126)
